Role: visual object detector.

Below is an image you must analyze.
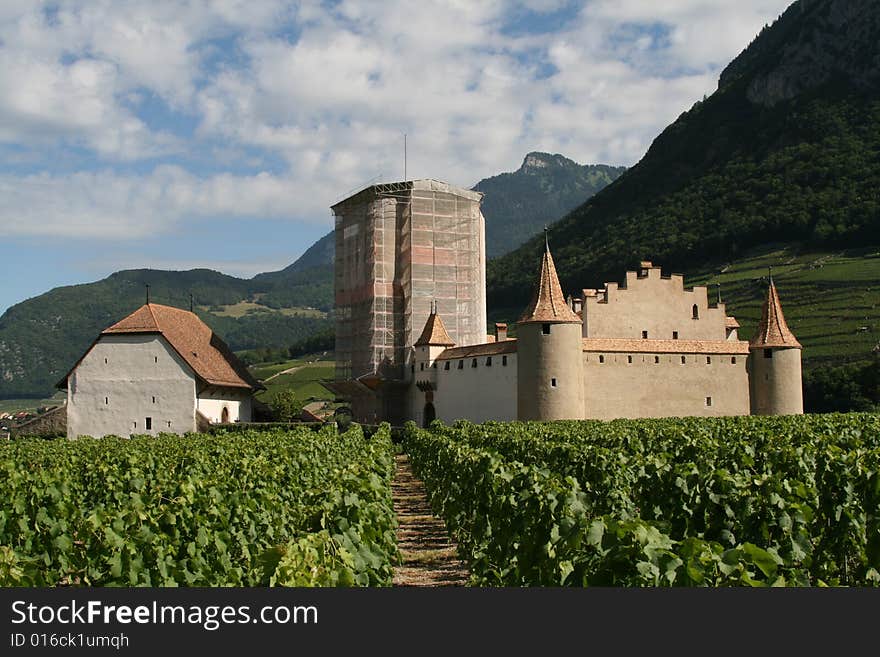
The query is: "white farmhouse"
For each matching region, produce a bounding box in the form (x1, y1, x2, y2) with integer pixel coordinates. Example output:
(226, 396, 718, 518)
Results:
(58, 303, 263, 438)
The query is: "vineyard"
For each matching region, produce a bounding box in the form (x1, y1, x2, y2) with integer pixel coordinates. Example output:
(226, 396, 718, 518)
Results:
(0, 424, 398, 586)
(405, 414, 880, 586)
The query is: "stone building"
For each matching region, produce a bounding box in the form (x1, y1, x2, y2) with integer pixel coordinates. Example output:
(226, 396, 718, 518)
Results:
(331, 179, 803, 425)
(58, 303, 263, 438)
(330, 179, 486, 424)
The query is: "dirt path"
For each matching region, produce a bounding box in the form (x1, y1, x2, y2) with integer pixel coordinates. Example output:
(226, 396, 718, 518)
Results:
(263, 364, 305, 382)
(392, 454, 469, 587)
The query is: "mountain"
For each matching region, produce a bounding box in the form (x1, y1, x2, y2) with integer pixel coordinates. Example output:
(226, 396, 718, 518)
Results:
(488, 0, 880, 373)
(1, 152, 619, 398)
(474, 153, 625, 257)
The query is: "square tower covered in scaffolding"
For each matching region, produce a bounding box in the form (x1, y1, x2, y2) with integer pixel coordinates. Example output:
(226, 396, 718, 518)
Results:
(332, 179, 486, 419)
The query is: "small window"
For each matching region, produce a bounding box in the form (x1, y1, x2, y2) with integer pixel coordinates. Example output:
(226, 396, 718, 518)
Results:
(542, 323, 551, 335)
(764, 349, 773, 359)
(471, 358, 477, 368)
(599, 355, 605, 363)
(692, 305, 699, 319)
(672, 331, 679, 340)
(132, 421, 137, 428)
(444, 362, 450, 370)
(732, 357, 737, 365)
(152, 396, 156, 403)
(104, 357, 108, 364)
(486, 357, 492, 367)
(432, 362, 437, 368)
(166, 420, 172, 428)
(642, 330, 648, 339)
(420, 363, 424, 371)
(627, 355, 633, 364)
(706, 397, 712, 407)
(681, 356, 686, 364)
(706, 357, 712, 365)
(154, 356, 158, 363)
(145, 417, 152, 430)
(502, 355, 508, 366)
(105, 397, 109, 405)
(654, 355, 660, 364)
(551, 378, 558, 388)
(458, 360, 463, 369)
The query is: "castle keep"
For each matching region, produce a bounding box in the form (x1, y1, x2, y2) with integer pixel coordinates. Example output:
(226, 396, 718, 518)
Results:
(331, 180, 803, 425)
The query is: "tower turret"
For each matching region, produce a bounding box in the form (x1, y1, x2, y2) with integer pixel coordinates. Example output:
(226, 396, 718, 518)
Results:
(748, 272, 803, 415)
(412, 303, 455, 426)
(516, 238, 584, 421)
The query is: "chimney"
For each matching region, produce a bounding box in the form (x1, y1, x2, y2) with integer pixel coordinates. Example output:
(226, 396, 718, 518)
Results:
(495, 322, 508, 341)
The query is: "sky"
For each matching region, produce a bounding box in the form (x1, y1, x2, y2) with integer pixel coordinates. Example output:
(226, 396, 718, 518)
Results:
(0, 0, 794, 315)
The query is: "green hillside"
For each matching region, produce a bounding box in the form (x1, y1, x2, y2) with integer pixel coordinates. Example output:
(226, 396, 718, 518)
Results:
(474, 153, 625, 257)
(488, 0, 880, 328)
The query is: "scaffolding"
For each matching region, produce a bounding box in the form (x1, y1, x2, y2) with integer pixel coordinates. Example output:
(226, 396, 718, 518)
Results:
(332, 179, 486, 407)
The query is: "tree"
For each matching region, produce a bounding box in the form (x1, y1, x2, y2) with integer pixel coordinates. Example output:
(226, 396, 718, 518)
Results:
(269, 389, 302, 422)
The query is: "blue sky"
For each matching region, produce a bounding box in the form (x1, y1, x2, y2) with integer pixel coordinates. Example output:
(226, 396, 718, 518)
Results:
(0, 0, 792, 315)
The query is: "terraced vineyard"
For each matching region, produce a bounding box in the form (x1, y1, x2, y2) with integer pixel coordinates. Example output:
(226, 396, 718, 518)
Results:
(405, 415, 880, 586)
(0, 424, 397, 586)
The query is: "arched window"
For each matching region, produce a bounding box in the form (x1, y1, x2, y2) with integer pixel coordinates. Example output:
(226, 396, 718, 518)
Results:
(221, 406, 230, 423)
(692, 304, 699, 319)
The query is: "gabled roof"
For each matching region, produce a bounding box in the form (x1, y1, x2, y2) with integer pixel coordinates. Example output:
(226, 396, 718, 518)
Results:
(436, 339, 518, 360)
(518, 243, 581, 324)
(414, 311, 455, 347)
(750, 279, 802, 349)
(58, 303, 263, 391)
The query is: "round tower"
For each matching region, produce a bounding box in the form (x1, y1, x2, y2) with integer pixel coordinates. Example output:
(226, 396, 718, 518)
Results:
(516, 238, 584, 421)
(748, 271, 803, 415)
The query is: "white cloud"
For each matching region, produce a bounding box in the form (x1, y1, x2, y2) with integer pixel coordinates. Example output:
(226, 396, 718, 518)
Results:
(0, 0, 795, 241)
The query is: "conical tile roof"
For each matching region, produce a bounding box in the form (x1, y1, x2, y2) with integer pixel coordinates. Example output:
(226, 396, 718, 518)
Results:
(750, 279, 801, 349)
(414, 311, 455, 346)
(518, 244, 581, 324)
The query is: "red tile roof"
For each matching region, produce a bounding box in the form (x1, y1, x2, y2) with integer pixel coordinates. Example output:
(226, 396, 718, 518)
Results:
(750, 280, 802, 349)
(582, 338, 750, 355)
(414, 312, 456, 346)
(518, 245, 581, 324)
(436, 339, 518, 360)
(59, 303, 261, 390)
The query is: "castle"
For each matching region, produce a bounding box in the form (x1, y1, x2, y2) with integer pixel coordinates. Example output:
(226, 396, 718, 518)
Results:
(330, 179, 803, 425)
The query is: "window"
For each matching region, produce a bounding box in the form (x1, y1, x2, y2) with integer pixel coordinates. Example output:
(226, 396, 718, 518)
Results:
(627, 355, 633, 364)
(167, 420, 172, 428)
(105, 397, 109, 405)
(551, 378, 558, 388)
(486, 357, 492, 367)
(458, 360, 464, 369)
(599, 355, 605, 363)
(642, 330, 648, 339)
(145, 417, 152, 430)
(692, 305, 699, 319)
(502, 355, 508, 366)
(542, 323, 551, 335)
(706, 397, 712, 407)
(732, 357, 737, 364)
(706, 357, 712, 364)
(432, 362, 437, 368)
(104, 357, 108, 364)
(154, 356, 158, 363)
(444, 362, 450, 370)
(654, 356, 660, 364)
(672, 331, 679, 340)
(152, 396, 156, 403)
(681, 356, 686, 364)
(420, 363, 424, 371)
(471, 358, 477, 368)
(132, 421, 136, 428)
(764, 349, 773, 359)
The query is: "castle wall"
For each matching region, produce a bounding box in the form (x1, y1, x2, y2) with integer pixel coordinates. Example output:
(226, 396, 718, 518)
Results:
(583, 265, 728, 341)
(748, 347, 804, 415)
(412, 351, 517, 425)
(582, 349, 750, 419)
